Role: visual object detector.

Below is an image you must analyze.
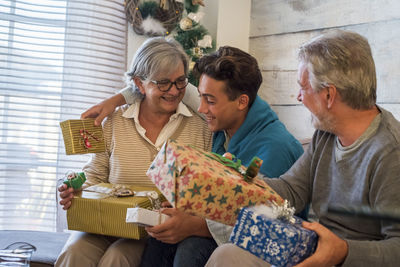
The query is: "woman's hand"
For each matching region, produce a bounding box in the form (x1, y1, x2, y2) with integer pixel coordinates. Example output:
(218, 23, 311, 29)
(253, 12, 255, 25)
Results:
(81, 93, 126, 126)
(58, 183, 75, 210)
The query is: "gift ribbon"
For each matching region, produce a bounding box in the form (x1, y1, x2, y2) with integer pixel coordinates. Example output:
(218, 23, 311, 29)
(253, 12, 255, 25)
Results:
(273, 200, 296, 224)
(80, 129, 100, 149)
(144, 192, 162, 210)
(205, 152, 244, 174)
(132, 191, 162, 211)
(109, 184, 135, 197)
(78, 120, 101, 150)
(205, 152, 263, 183)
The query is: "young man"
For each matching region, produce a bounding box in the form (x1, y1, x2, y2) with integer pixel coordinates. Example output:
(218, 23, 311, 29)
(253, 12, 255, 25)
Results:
(82, 46, 304, 267)
(193, 46, 303, 178)
(205, 30, 400, 267)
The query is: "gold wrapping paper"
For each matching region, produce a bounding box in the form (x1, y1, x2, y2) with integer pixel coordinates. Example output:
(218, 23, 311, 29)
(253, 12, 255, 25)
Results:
(60, 119, 106, 155)
(67, 183, 162, 239)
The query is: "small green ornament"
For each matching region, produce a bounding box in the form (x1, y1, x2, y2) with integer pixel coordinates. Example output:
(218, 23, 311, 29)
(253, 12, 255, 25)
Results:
(244, 157, 263, 183)
(64, 171, 86, 189)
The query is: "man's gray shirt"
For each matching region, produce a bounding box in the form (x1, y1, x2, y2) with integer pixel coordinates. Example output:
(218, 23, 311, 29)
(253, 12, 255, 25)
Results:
(267, 106, 400, 266)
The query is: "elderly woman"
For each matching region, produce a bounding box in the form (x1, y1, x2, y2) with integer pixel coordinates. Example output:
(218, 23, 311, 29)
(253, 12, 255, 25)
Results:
(55, 37, 212, 267)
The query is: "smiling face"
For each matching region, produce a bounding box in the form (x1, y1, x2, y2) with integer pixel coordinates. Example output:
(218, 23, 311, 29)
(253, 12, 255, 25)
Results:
(136, 62, 186, 115)
(197, 74, 247, 137)
(297, 62, 335, 132)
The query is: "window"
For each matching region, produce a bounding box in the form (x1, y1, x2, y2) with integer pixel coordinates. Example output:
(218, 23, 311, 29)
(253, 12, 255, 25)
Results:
(0, 0, 127, 232)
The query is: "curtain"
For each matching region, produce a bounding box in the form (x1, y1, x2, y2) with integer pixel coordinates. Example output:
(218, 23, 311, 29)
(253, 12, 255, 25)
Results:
(0, 0, 127, 232)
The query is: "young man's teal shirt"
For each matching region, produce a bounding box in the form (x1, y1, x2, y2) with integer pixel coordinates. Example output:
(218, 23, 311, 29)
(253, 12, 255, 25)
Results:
(212, 96, 304, 178)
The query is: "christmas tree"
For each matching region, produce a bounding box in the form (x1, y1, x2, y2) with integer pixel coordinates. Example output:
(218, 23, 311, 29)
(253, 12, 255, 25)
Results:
(125, 0, 215, 86)
(174, 0, 214, 86)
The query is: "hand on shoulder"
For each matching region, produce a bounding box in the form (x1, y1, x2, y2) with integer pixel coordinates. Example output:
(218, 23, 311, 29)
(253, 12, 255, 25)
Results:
(81, 93, 126, 126)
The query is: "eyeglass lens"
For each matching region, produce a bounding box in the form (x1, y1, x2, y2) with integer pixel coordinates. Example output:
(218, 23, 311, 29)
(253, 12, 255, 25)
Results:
(157, 78, 188, 92)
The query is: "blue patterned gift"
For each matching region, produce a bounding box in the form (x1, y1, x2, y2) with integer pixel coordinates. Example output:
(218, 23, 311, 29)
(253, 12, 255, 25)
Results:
(229, 202, 318, 267)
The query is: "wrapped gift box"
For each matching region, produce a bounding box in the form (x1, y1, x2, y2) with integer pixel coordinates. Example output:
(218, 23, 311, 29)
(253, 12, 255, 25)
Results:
(67, 183, 163, 239)
(146, 139, 283, 226)
(229, 206, 318, 267)
(126, 207, 170, 227)
(60, 118, 106, 155)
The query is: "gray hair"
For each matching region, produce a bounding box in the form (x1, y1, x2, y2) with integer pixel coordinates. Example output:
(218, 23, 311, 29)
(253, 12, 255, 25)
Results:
(125, 37, 189, 96)
(298, 29, 377, 110)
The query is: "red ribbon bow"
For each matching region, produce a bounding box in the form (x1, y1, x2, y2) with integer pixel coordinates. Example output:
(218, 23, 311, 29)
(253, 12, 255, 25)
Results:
(79, 129, 99, 149)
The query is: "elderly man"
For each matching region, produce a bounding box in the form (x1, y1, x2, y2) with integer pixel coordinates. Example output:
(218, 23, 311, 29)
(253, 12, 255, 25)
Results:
(205, 30, 400, 267)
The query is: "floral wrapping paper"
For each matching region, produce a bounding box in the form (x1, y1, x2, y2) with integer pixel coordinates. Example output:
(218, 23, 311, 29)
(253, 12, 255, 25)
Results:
(60, 118, 106, 155)
(146, 139, 284, 226)
(229, 207, 318, 267)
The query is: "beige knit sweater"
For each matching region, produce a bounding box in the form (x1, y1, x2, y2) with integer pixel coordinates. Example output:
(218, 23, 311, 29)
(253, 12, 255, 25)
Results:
(82, 104, 212, 188)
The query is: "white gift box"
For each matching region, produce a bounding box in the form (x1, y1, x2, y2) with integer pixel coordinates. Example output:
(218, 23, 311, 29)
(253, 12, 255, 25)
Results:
(126, 207, 170, 227)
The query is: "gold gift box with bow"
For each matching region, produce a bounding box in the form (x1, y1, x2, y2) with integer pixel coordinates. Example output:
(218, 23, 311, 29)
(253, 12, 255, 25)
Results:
(67, 183, 163, 239)
(60, 119, 106, 155)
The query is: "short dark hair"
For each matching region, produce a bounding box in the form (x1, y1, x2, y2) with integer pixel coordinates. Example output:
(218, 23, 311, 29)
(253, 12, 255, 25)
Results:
(193, 46, 262, 106)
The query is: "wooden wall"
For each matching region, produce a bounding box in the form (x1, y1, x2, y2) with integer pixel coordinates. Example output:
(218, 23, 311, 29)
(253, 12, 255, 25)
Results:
(249, 0, 400, 140)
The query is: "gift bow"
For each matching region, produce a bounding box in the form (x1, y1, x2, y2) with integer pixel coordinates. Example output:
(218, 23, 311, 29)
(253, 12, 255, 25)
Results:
(84, 184, 161, 210)
(79, 129, 100, 149)
(107, 186, 160, 210)
(206, 152, 243, 172)
(206, 152, 263, 183)
(253, 200, 296, 224)
(273, 200, 296, 224)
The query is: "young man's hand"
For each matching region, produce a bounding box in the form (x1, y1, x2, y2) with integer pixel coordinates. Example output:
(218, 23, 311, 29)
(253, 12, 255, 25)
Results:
(145, 208, 211, 244)
(81, 93, 126, 126)
(294, 221, 348, 267)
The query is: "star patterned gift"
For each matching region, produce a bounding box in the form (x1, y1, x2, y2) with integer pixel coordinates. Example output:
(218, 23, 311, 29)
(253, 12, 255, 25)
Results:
(146, 139, 284, 226)
(60, 118, 106, 155)
(229, 203, 318, 267)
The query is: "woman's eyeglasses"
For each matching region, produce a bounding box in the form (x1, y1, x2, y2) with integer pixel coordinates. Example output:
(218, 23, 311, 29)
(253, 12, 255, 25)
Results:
(150, 77, 188, 92)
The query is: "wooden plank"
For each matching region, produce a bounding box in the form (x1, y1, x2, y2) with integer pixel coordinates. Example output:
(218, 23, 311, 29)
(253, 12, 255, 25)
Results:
(251, 0, 400, 37)
(250, 20, 400, 70)
(260, 71, 400, 106)
(250, 31, 317, 70)
(259, 71, 299, 105)
(265, 104, 400, 142)
(268, 104, 315, 141)
(251, 20, 400, 103)
(380, 104, 400, 121)
(353, 22, 400, 103)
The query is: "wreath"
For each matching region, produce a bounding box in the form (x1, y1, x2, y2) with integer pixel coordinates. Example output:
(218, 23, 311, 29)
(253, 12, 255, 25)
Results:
(125, 0, 184, 36)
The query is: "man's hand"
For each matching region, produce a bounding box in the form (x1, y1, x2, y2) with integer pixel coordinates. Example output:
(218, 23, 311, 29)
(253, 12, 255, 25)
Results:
(294, 221, 348, 267)
(145, 208, 211, 244)
(81, 93, 126, 126)
(58, 183, 75, 210)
